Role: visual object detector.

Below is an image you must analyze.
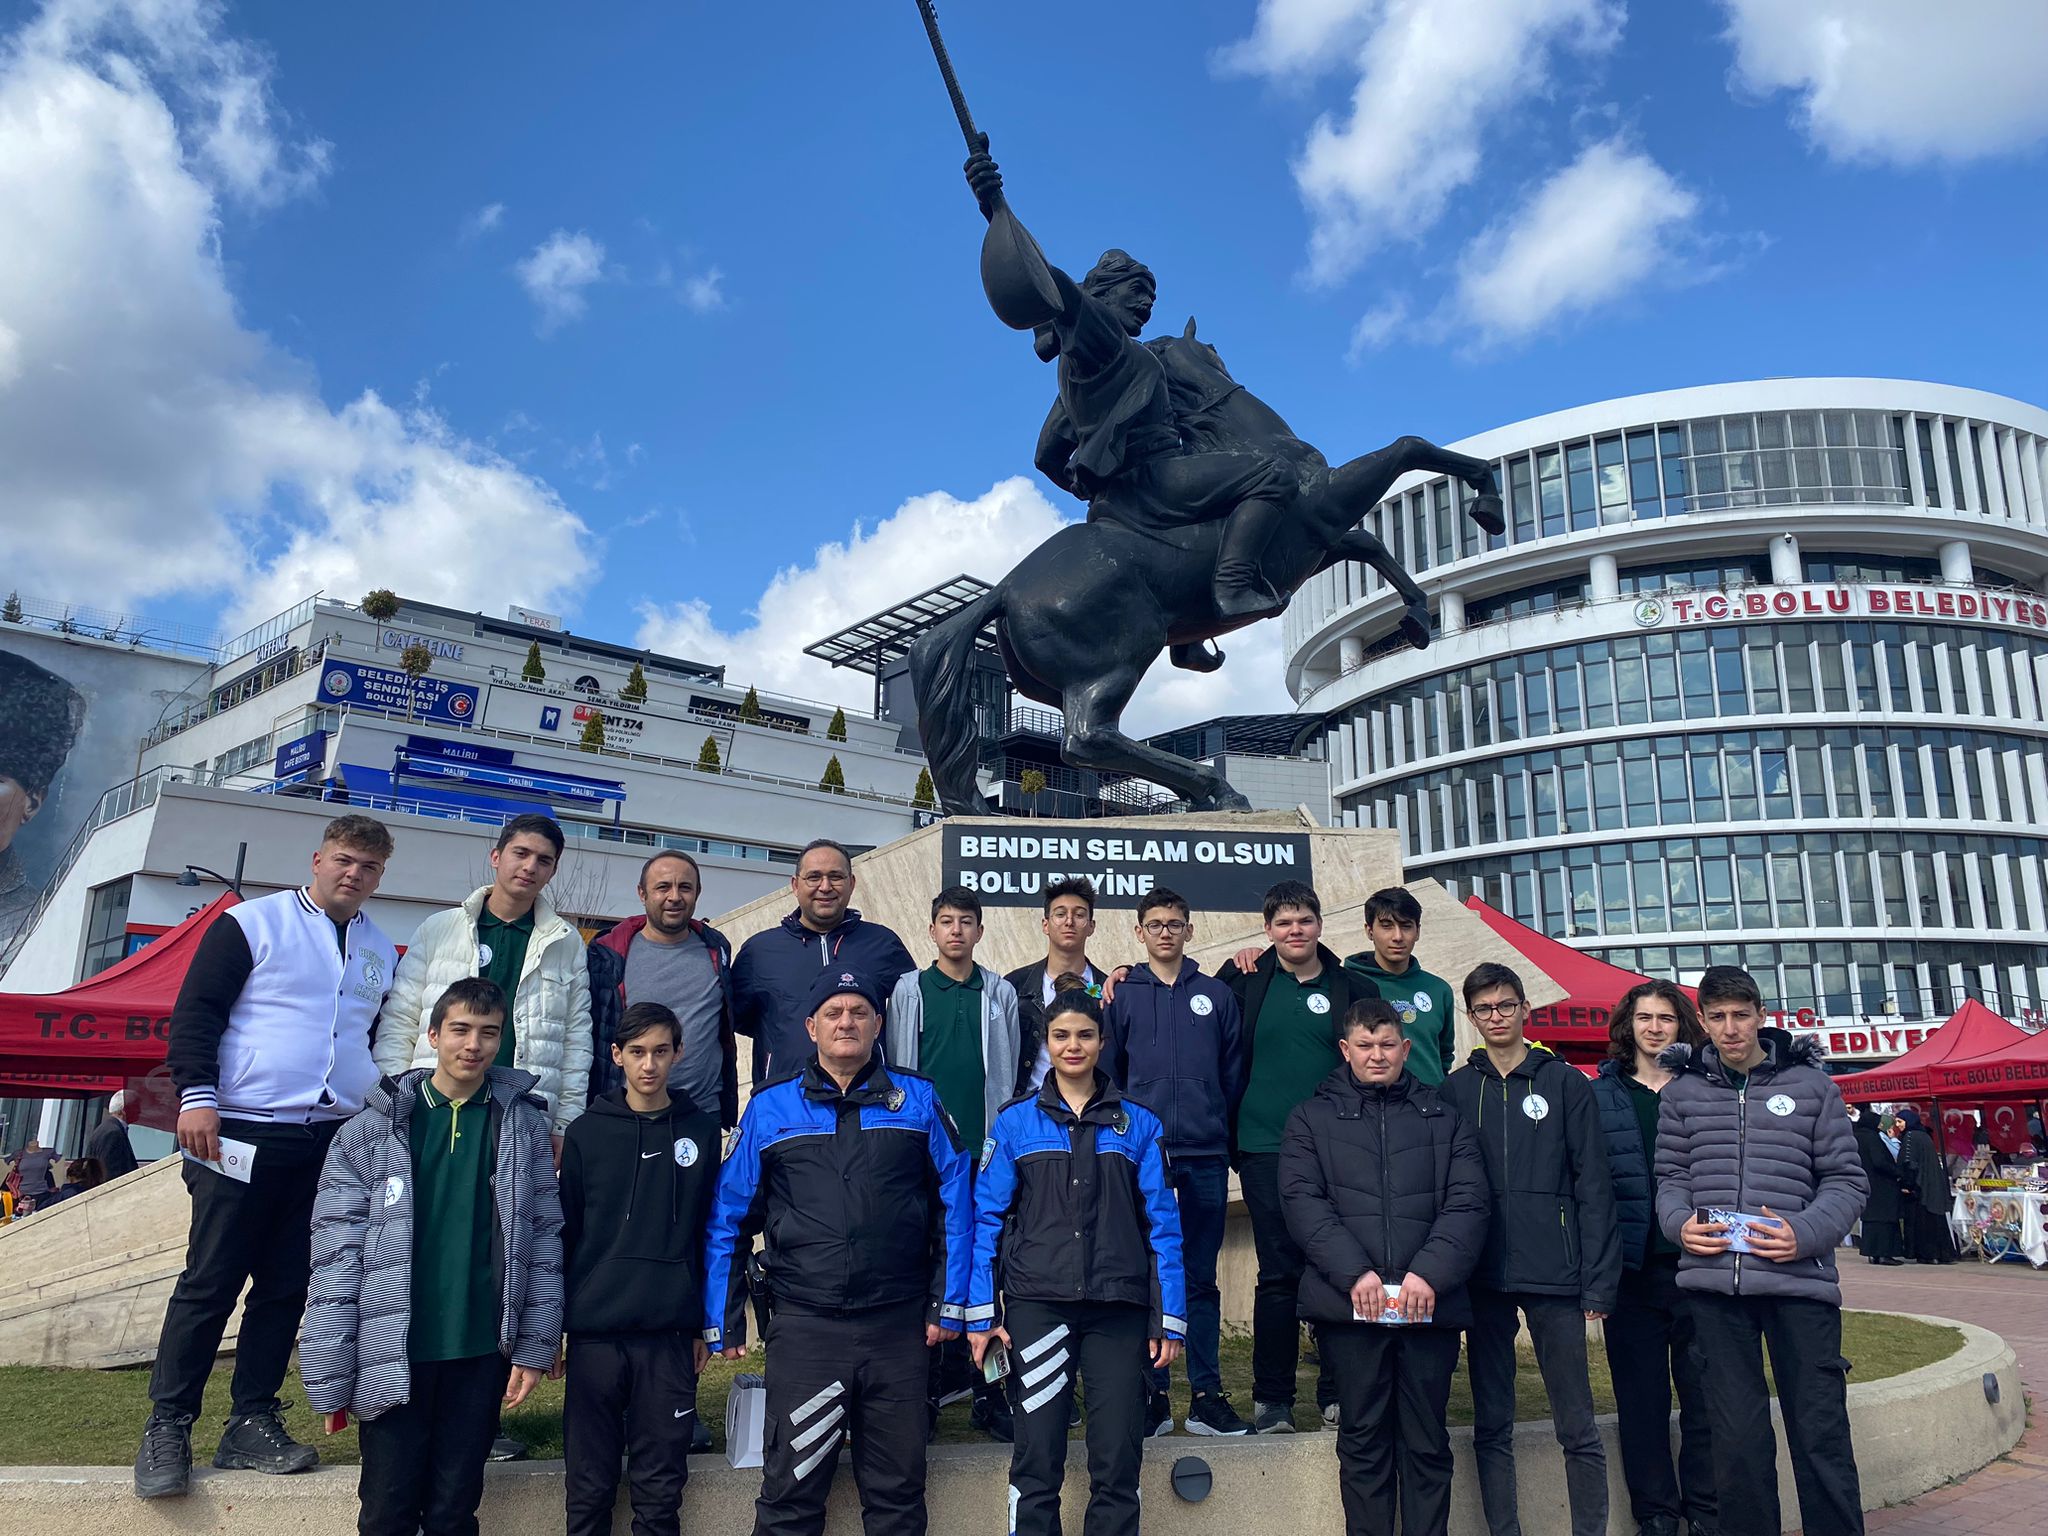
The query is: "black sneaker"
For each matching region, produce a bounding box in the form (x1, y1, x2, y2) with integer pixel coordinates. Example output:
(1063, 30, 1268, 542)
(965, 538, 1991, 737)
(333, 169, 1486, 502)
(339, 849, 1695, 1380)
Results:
(134, 1413, 194, 1499)
(970, 1391, 1015, 1443)
(690, 1416, 714, 1455)
(1183, 1392, 1251, 1437)
(212, 1405, 319, 1474)
(487, 1433, 528, 1462)
(1144, 1390, 1174, 1438)
(1252, 1400, 1296, 1434)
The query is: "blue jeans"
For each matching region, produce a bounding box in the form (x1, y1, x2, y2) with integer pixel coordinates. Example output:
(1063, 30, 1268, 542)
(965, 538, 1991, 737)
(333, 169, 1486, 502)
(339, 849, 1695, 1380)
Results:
(1151, 1154, 1225, 1396)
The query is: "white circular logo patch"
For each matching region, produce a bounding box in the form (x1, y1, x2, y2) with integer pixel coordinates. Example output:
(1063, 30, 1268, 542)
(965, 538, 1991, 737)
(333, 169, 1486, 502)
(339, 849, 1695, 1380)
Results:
(476, 943, 494, 968)
(1522, 1094, 1550, 1122)
(1412, 992, 1434, 1014)
(1633, 597, 1666, 628)
(979, 1137, 996, 1172)
(1189, 994, 1214, 1016)
(674, 1137, 699, 1167)
(1767, 1094, 1796, 1117)
(383, 1175, 404, 1208)
(1306, 993, 1331, 1015)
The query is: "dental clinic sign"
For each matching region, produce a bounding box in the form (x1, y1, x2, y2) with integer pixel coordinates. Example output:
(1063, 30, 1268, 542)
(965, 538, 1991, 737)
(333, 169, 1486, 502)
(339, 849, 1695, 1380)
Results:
(1632, 582, 2048, 635)
(942, 826, 1312, 912)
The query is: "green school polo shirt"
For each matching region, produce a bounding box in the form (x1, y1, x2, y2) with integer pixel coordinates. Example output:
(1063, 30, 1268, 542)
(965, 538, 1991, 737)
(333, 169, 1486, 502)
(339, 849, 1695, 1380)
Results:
(407, 1081, 500, 1363)
(476, 905, 534, 1068)
(918, 965, 987, 1147)
(1236, 967, 1340, 1155)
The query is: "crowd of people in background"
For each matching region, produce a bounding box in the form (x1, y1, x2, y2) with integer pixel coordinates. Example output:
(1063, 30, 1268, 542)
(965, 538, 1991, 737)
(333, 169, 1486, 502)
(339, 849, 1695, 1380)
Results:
(82, 808, 1900, 1534)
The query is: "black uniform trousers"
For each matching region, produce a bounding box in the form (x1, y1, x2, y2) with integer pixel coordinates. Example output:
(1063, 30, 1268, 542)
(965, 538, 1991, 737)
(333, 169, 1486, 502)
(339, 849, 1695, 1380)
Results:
(149, 1117, 339, 1419)
(1600, 1254, 1716, 1531)
(1237, 1151, 1337, 1410)
(356, 1352, 510, 1536)
(1688, 1291, 1864, 1536)
(565, 1332, 697, 1536)
(1466, 1288, 1607, 1536)
(755, 1299, 929, 1536)
(1319, 1321, 1462, 1536)
(1004, 1299, 1149, 1536)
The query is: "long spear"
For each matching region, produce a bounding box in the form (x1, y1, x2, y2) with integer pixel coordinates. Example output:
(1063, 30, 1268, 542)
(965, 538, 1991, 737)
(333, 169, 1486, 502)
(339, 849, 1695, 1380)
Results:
(912, 1, 1062, 327)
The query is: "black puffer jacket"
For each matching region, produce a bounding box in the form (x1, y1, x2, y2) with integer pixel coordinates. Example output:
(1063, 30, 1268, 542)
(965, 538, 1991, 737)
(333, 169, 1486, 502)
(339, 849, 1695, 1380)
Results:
(1653, 1029, 1868, 1302)
(1444, 1044, 1621, 1311)
(1590, 1059, 1654, 1271)
(1278, 1068, 1490, 1330)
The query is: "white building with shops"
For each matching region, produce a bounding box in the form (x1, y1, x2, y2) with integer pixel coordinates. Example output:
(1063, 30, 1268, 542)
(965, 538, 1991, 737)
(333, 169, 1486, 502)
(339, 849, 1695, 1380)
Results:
(1284, 379, 2048, 1058)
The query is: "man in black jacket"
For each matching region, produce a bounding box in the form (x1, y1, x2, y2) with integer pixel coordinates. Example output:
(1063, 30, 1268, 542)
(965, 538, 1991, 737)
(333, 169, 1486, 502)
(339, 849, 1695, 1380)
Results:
(1280, 997, 1488, 1535)
(88, 1091, 141, 1180)
(1215, 878, 1360, 1433)
(703, 969, 973, 1536)
(1004, 876, 1104, 1092)
(560, 1002, 722, 1536)
(1443, 962, 1620, 1536)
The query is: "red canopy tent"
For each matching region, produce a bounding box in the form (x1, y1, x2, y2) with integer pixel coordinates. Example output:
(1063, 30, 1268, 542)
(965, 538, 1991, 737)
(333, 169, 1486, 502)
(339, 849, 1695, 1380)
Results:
(1927, 1026, 2048, 1099)
(1831, 999, 2029, 1103)
(1461, 896, 1685, 1063)
(0, 892, 239, 1095)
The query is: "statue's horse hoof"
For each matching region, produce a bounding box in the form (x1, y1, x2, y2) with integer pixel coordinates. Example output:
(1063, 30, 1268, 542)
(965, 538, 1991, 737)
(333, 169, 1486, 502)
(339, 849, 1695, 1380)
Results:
(1469, 492, 1505, 536)
(1400, 603, 1432, 650)
(1170, 641, 1226, 674)
(1192, 789, 1255, 812)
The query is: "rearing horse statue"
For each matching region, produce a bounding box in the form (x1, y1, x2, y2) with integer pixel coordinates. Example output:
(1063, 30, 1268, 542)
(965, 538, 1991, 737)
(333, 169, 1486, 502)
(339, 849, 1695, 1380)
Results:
(910, 140, 1503, 815)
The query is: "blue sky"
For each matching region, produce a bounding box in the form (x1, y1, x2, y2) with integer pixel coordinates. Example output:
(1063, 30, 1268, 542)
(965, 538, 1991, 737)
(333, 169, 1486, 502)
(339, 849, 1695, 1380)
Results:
(3, 0, 2045, 727)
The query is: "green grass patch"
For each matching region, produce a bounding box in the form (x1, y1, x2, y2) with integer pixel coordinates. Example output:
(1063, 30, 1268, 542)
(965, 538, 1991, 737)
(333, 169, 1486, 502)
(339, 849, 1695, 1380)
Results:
(0, 1310, 1961, 1466)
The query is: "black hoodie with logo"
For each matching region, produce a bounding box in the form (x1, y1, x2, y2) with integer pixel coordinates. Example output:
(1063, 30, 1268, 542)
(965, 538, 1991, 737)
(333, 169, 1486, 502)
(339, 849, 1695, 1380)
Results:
(1442, 1043, 1621, 1312)
(559, 1087, 721, 1336)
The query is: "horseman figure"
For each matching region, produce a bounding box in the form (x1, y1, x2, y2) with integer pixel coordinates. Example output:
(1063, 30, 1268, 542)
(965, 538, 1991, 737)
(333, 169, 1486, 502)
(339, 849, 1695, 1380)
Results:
(972, 149, 1304, 622)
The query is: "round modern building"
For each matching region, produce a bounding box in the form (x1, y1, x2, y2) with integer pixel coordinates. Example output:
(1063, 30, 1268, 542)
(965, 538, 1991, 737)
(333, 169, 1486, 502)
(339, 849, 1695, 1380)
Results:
(1285, 379, 2048, 1059)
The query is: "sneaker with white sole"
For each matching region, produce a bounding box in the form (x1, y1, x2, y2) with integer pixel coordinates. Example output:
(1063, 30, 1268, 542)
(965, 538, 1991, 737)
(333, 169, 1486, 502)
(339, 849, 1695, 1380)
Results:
(1144, 1390, 1174, 1438)
(1184, 1392, 1252, 1437)
(1252, 1400, 1296, 1434)
(1321, 1401, 1340, 1428)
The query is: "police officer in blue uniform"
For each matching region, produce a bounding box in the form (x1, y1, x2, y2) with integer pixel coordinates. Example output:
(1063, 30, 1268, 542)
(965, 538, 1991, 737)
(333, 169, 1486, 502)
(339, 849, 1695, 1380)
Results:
(968, 988, 1186, 1536)
(704, 969, 974, 1536)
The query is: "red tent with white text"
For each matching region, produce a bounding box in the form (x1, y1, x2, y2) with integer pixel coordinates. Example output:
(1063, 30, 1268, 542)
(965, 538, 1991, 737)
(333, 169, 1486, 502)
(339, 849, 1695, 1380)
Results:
(1461, 896, 1688, 1062)
(0, 893, 239, 1101)
(1831, 999, 2029, 1103)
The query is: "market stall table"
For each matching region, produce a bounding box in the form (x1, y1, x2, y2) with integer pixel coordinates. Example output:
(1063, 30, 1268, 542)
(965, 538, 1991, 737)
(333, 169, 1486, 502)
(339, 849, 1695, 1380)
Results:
(1950, 1186, 2048, 1267)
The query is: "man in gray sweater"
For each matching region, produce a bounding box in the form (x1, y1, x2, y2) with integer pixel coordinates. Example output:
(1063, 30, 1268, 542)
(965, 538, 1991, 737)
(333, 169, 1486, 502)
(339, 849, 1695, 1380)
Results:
(1654, 965, 1869, 1536)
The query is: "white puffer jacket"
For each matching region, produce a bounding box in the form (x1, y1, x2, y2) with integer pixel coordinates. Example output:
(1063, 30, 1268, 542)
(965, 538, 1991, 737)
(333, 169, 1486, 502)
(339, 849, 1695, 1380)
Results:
(373, 886, 594, 1132)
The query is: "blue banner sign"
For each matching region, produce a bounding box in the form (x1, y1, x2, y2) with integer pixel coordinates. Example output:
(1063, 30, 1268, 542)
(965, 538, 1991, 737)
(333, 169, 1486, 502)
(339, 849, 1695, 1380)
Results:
(396, 753, 626, 806)
(274, 730, 327, 780)
(405, 734, 516, 767)
(319, 661, 479, 724)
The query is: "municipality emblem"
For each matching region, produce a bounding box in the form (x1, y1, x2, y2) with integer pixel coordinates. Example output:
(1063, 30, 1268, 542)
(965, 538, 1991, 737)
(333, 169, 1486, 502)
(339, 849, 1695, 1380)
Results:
(1766, 1094, 1796, 1117)
(1306, 993, 1331, 1015)
(383, 1176, 404, 1208)
(674, 1138, 699, 1167)
(1522, 1094, 1550, 1122)
(1189, 994, 1214, 1016)
(979, 1138, 996, 1172)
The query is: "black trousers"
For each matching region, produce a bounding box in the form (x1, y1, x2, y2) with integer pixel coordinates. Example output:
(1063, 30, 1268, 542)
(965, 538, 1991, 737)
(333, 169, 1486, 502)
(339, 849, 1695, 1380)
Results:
(1237, 1152, 1336, 1408)
(1859, 1213, 1903, 1261)
(1005, 1300, 1149, 1536)
(565, 1332, 697, 1536)
(149, 1117, 338, 1419)
(1688, 1291, 1864, 1536)
(1600, 1255, 1716, 1530)
(755, 1301, 929, 1536)
(357, 1353, 510, 1536)
(1321, 1321, 1461, 1536)
(1466, 1288, 1606, 1536)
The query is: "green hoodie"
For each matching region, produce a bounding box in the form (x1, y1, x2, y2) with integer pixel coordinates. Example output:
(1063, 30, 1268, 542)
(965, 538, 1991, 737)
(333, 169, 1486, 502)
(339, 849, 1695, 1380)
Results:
(1342, 951, 1458, 1086)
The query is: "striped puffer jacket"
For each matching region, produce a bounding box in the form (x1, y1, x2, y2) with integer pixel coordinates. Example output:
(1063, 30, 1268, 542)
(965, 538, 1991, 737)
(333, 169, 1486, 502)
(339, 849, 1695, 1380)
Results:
(301, 1066, 564, 1421)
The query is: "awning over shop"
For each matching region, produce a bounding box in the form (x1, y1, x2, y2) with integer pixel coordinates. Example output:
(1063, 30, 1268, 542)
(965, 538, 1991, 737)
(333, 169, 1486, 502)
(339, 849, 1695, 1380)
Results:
(0, 892, 239, 1091)
(1462, 896, 1679, 1058)
(1924, 1023, 2048, 1100)
(1832, 1000, 2031, 1102)
(392, 749, 626, 806)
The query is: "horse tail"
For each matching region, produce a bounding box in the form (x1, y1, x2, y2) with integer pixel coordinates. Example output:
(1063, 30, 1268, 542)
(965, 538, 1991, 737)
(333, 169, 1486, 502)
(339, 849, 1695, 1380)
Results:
(907, 587, 1005, 815)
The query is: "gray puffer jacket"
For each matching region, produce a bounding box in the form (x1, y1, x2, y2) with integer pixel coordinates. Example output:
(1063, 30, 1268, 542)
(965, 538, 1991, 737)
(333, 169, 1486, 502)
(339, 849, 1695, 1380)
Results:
(301, 1067, 565, 1421)
(1653, 1029, 1868, 1303)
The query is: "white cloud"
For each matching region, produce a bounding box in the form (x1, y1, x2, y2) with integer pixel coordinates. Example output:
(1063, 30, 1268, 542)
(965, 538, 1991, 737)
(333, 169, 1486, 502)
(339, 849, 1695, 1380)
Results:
(633, 476, 1294, 740)
(1448, 137, 1701, 346)
(515, 229, 606, 331)
(1720, 0, 2048, 165)
(680, 266, 725, 313)
(462, 200, 504, 237)
(0, 0, 597, 623)
(1346, 295, 1409, 359)
(1224, 0, 1624, 285)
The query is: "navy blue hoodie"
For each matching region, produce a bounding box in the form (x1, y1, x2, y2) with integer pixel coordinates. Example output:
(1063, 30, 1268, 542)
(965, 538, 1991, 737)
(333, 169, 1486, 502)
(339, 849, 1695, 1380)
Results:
(730, 908, 915, 1088)
(1104, 958, 1246, 1160)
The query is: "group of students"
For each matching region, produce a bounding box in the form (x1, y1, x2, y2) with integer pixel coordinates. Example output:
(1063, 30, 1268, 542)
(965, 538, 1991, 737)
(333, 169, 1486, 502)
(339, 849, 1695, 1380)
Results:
(122, 809, 1877, 1536)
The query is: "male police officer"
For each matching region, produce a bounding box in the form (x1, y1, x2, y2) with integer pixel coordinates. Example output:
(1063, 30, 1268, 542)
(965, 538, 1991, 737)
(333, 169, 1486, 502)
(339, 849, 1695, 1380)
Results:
(704, 969, 973, 1536)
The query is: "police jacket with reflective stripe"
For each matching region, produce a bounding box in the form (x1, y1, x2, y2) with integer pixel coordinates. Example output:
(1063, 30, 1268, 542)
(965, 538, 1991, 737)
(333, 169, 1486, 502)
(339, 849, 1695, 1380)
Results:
(701, 1056, 971, 1349)
(968, 1074, 1185, 1338)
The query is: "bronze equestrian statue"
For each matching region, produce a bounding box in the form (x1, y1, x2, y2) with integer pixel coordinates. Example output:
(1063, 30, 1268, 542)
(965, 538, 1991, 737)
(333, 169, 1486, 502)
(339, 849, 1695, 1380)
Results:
(907, 10, 1502, 815)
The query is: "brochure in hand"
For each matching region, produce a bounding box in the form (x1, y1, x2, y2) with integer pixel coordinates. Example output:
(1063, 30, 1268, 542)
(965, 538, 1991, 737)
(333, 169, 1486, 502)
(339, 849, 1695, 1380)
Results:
(1701, 1207, 1786, 1254)
(1352, 1283, 1411, 1326)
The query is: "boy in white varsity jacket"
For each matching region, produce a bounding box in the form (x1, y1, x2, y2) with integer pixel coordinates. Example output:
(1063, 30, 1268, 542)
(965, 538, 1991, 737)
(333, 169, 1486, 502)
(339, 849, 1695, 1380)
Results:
(136, 815, 399, 1501)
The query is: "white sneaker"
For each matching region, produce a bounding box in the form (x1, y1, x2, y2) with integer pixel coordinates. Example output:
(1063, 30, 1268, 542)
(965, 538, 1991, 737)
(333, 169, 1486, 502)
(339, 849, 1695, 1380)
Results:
(1321, 1402, 1340, 1428)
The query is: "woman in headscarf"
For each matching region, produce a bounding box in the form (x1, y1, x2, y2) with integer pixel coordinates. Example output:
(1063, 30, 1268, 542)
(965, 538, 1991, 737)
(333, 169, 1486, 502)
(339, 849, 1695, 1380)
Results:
(1853, 1107, 1905, 1264)
(1897, 1109, 1955, 1264)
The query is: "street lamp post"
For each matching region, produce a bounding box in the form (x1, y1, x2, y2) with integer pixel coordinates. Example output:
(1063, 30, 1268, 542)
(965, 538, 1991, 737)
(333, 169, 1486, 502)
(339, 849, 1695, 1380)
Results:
(176, 842, 247, 897)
